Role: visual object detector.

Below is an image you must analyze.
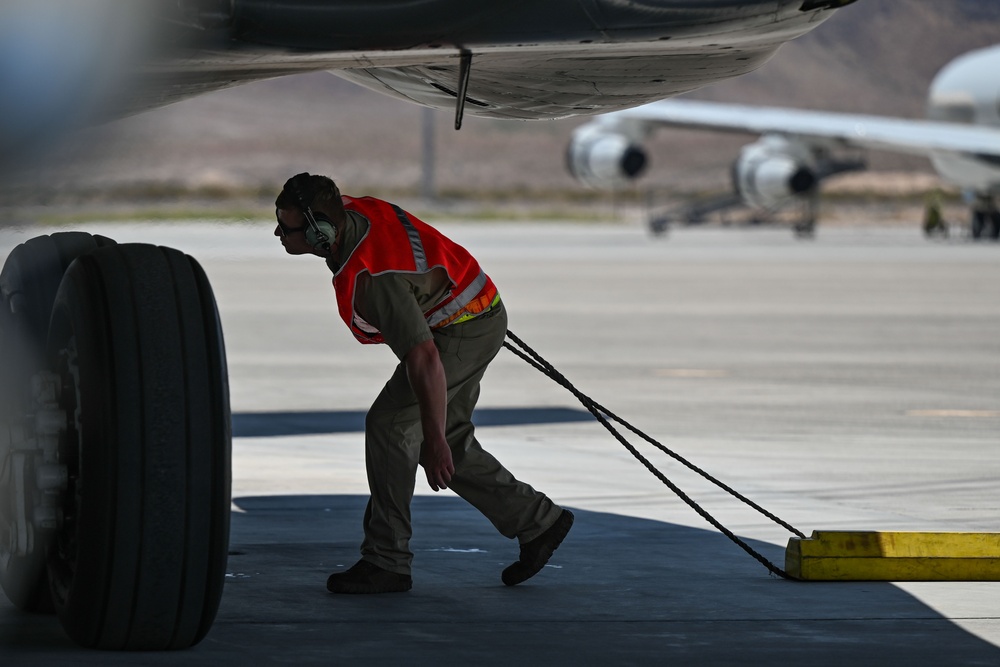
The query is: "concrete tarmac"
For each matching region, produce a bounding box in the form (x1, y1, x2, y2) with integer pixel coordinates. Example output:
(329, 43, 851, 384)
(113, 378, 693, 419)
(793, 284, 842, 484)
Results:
(2, 220, 999, 665)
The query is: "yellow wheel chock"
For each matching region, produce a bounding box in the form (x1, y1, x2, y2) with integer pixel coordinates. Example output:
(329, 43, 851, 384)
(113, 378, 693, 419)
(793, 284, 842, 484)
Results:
(786, 531, 1000, 581)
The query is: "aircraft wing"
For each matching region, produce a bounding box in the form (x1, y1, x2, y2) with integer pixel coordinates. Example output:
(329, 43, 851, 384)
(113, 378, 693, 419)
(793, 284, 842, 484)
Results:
(602, 98, 1000, 160)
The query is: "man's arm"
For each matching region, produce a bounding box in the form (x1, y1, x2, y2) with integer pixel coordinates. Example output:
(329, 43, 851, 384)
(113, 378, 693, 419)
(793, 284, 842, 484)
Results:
(404, 339, 454, 491)
(356, 271, 455, 491)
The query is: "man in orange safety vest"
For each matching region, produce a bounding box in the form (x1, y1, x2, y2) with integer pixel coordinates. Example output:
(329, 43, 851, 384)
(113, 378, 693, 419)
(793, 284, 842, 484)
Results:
(274, 172, 573, 594)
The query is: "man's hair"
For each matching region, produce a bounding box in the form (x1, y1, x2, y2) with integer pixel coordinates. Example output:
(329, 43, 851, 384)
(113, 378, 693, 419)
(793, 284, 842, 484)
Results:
(276, 173, 345, 222)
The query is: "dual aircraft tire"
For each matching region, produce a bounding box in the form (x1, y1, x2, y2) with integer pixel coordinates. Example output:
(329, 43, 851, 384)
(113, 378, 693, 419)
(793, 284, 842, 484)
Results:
(0, 233, 231, 650)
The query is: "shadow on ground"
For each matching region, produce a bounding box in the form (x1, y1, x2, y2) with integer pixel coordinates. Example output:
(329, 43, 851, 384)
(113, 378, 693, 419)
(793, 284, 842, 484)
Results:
(232, 407, 592, 437)
(4, 495, 999, 665)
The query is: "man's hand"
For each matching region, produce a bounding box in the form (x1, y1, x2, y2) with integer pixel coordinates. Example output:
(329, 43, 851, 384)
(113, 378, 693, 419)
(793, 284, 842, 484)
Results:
(404, 339, 452, 491)
(420, 438, 455, 492)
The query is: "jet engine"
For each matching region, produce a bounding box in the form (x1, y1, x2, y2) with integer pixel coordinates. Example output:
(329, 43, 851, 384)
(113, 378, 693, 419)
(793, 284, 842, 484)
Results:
(732, 135, 817, 209)
(566, 125, 648, 188)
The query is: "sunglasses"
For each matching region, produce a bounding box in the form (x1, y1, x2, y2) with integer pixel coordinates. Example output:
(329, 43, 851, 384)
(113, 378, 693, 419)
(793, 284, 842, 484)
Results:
(275, 208, 307, 237)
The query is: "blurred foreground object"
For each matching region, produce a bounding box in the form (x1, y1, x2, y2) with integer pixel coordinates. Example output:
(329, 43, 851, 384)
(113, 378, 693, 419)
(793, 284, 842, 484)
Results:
(0, 1, 156, 170)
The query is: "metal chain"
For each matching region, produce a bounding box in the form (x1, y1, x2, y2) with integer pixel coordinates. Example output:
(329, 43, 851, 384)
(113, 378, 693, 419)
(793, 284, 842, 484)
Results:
(503, 330, 800, 579)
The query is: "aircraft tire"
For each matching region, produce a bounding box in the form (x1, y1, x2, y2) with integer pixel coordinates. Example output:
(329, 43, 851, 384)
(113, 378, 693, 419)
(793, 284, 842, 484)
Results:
(0, 232, 116, 614)
(792, 221, 816, 239)
(989, 212, 1000, 241)
(45, 243, 231, 650)
(970, 210, 985, 239)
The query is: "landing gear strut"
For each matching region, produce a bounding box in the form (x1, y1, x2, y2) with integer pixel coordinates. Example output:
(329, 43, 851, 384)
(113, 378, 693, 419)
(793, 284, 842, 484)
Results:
(791, 193, 818, 239)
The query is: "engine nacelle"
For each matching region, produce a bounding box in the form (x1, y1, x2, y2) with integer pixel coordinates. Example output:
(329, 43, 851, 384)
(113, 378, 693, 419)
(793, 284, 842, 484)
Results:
(733, 135, 817, 209)
(566, 125, 648, 188)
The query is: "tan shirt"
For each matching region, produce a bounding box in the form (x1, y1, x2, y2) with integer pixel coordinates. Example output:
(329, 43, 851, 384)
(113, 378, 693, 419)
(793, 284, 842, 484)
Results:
(328, 209, 452, 360)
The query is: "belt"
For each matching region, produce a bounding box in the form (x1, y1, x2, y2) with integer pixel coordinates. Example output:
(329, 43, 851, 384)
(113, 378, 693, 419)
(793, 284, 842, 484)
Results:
(450, 293, 502, 325)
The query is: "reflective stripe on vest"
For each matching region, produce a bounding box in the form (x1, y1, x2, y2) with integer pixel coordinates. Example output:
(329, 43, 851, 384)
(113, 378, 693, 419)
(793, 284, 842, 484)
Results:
(391, 204, 428, 272)
(425, 270, 488, 328)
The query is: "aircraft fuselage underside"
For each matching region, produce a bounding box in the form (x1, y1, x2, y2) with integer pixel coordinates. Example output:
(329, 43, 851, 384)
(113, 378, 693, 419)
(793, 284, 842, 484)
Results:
(129, 0, 848, 121)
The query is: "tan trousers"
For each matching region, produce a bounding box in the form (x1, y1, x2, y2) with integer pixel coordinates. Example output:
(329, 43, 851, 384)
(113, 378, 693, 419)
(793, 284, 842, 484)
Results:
(360, 303, 562, 574)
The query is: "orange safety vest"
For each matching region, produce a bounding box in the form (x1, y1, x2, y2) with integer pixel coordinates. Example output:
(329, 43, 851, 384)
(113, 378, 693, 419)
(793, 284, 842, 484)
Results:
(332, 196, 498, 345)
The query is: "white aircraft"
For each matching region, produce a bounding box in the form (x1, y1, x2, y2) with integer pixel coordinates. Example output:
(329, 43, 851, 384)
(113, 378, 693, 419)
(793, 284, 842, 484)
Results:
(0, 0, 859, 653)
(567, 44, 1000, 239)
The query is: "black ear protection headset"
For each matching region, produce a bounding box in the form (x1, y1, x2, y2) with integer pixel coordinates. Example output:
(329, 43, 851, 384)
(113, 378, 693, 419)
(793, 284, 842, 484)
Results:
(288, 172, 336, 253)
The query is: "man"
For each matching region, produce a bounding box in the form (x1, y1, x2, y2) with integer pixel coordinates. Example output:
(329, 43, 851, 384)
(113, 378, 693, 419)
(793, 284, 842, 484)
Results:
(274, 172, 573, 594)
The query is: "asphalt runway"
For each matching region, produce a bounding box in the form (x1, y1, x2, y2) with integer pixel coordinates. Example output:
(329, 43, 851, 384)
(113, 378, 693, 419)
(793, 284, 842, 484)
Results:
(2, 220, 999, 664)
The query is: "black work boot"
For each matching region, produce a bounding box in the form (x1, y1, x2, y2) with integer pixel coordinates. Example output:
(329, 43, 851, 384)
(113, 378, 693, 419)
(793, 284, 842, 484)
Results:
(327, 559, 413, 594)
(502, 509, 574, 586)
